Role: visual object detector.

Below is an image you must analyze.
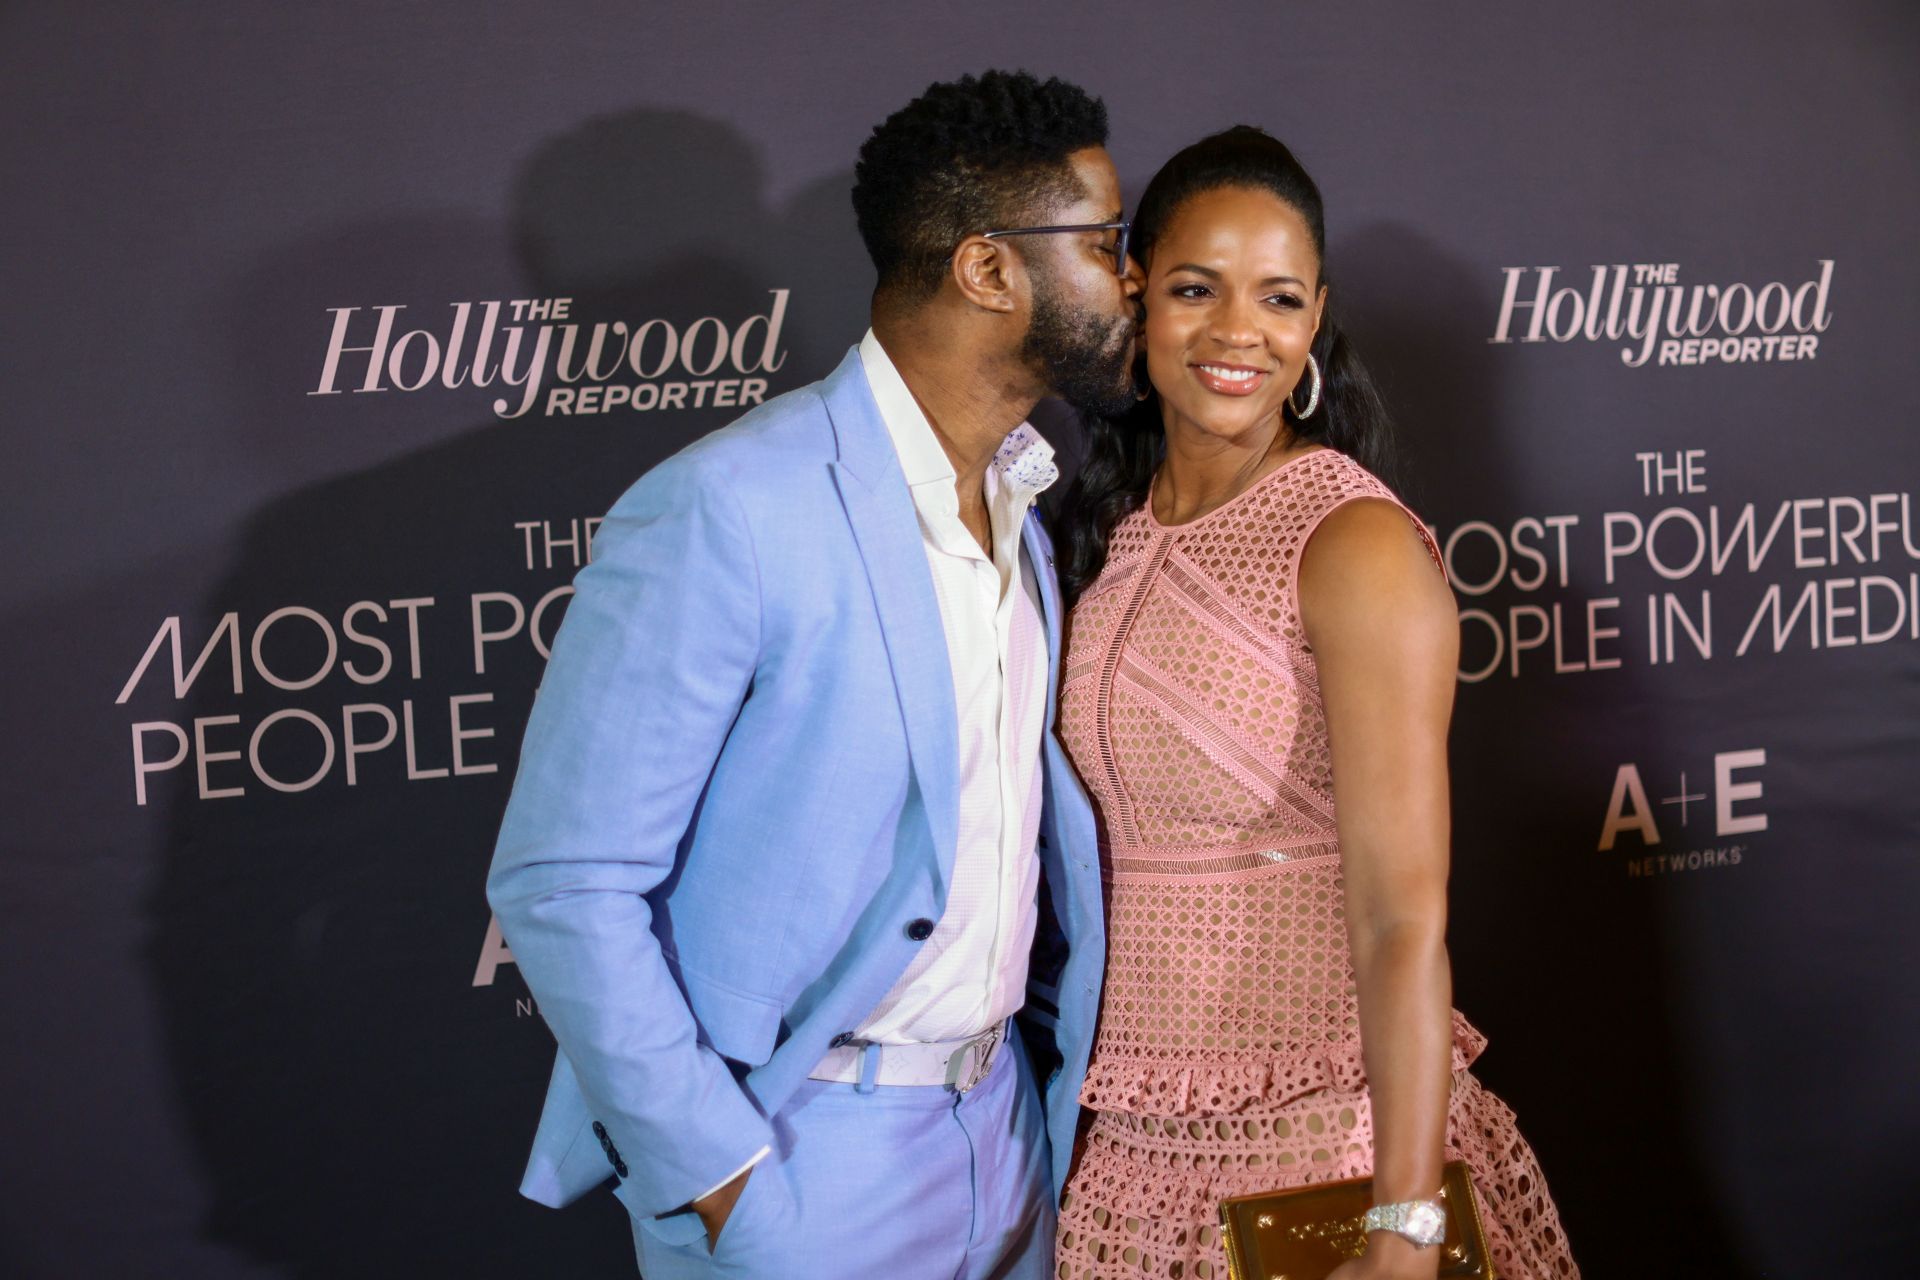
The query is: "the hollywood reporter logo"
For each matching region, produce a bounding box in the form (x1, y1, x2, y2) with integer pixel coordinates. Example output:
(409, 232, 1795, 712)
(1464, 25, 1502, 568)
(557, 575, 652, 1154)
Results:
(1491, 261, 1832, 368)
(310, 289, 790, 420)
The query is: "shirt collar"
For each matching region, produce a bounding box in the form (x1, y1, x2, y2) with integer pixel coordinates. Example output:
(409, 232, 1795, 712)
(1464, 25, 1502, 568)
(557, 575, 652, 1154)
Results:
(991, 423, 1059, 500)
(858, 329, 1060, 502)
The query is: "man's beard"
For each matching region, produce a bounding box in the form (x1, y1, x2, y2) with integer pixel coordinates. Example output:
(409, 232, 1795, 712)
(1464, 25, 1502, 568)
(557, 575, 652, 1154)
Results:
(1021, 273, 1138, 418)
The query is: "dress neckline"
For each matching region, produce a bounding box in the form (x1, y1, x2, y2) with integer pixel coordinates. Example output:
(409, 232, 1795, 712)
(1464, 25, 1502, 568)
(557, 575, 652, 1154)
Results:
(1144, 445, 1332, 533)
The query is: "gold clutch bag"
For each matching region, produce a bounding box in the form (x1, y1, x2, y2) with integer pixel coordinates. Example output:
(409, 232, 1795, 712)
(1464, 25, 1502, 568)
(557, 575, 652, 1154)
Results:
(1219, 1159, 1495, 1280)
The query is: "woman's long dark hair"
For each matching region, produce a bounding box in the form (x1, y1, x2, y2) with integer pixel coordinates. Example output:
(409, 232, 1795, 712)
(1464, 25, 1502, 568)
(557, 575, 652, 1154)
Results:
(1055, 126, 1396, 601)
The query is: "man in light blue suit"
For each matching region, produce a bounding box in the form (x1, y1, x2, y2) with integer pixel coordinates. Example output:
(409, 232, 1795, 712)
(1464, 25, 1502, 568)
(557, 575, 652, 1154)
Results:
(487, 71, 1142, 1277)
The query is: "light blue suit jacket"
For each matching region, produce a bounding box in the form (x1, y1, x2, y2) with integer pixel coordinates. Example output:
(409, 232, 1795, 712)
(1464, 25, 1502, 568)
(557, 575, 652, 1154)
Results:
(486, 346, 1106, 1224)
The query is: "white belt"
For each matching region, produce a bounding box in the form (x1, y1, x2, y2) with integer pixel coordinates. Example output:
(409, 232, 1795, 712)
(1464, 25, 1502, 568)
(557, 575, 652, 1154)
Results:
(808, 1022, 1007, 1093)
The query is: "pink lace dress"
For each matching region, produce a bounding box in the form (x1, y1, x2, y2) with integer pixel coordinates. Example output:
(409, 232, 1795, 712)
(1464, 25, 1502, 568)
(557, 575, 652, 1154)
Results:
(1054, 449, 1579, 1280)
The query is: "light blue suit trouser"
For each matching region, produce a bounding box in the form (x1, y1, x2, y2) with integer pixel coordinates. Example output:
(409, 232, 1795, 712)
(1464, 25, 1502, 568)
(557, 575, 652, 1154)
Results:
(629, 1035, 1052, 1280)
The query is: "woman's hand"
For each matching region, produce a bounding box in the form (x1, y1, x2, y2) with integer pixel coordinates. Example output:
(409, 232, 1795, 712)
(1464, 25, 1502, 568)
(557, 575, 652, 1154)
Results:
(1325, 1231, 1443, 1279)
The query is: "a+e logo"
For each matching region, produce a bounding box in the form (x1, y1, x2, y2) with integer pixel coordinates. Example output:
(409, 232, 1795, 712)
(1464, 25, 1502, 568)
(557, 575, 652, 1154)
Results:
(1598, 749, 1769, 851)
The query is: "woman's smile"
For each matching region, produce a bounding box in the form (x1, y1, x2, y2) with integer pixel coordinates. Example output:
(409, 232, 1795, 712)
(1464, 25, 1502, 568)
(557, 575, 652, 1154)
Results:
(1191, 361, 1270, 395)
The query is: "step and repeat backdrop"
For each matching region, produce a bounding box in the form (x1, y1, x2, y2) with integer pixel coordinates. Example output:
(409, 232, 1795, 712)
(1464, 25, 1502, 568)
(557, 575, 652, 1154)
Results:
(3, 3, 1914, 1276)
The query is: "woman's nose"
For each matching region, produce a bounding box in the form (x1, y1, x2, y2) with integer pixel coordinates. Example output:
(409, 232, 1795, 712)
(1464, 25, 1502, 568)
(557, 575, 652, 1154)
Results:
(1206, 295, 1261, 348)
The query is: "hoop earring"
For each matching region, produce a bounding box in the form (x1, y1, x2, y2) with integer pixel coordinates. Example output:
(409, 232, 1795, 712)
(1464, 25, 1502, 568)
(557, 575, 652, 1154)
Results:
(1288, 353, 1322, 420)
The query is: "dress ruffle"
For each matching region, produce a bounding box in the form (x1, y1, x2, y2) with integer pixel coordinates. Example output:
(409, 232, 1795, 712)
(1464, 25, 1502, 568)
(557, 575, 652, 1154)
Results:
(1080, 1010, 1488, 1116)
(1059, 1061, 1581, 1280)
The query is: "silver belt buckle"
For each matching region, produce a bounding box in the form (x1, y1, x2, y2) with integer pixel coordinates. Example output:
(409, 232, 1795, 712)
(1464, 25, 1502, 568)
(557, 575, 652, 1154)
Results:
(948, 1023, 1003, 1094)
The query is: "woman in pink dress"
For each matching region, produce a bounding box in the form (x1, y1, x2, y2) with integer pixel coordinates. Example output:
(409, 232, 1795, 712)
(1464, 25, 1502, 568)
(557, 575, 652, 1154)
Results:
(1050, 127, 1579, 1280)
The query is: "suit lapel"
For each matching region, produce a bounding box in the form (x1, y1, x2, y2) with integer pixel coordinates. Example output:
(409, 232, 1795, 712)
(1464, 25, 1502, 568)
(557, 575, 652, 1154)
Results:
(822, 349, 960, 892)
(1022, 511, 1065, 729)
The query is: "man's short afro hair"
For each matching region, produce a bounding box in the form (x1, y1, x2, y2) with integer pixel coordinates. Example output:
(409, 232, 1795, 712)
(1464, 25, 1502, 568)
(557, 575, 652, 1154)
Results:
(853, 70, 1109, 302)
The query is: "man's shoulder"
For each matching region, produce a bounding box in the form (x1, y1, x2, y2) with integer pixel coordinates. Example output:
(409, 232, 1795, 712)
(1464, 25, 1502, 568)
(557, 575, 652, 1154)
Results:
(622, 372, 840, 514)
(640, 356, 858, 498)
(673, 385, 825, 471)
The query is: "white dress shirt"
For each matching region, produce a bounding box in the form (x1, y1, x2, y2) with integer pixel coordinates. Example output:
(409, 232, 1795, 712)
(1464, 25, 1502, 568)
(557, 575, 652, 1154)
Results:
(853, 328, 1057, 1045)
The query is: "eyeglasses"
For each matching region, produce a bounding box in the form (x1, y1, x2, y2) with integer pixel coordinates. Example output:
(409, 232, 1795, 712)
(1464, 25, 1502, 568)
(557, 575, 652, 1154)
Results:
(980, 220, 1131, 275)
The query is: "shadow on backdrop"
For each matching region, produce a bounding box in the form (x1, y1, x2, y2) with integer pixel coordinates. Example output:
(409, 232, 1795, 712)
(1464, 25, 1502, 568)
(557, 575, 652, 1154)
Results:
(1336, 222, 1747, 1278)
(145, 106, 867, 1278)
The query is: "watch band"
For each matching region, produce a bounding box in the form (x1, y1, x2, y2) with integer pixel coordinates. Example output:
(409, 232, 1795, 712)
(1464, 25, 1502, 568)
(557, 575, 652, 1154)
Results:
(1363, 1197, 1448, 1247)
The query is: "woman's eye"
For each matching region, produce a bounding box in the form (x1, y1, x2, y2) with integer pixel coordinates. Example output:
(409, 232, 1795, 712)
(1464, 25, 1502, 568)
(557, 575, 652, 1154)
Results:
(1171, 283, 1212, 299)
(1267, 293, 1304, 309)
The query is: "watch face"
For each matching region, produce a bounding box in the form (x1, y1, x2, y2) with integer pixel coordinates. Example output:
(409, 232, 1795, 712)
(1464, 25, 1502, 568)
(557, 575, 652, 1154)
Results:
(1405, 1202, 1446, 1243)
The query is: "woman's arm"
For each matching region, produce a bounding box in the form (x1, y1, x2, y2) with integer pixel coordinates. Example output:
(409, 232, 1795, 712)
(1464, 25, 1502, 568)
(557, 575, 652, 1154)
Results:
(1298, 497, 1459, 1279)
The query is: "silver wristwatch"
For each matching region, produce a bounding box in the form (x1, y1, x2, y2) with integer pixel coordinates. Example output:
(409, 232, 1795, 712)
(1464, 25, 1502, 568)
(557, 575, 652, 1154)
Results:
(1363, 1197, 1448, 1247)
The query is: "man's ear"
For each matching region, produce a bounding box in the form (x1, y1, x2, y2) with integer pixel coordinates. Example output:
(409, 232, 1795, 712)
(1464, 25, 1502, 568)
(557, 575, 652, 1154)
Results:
(950, 235, 1021, 314)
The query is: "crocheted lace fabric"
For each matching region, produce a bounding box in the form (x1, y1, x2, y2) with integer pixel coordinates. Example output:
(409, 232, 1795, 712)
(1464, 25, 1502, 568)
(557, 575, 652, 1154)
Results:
(1055, 449, 1579, 1279)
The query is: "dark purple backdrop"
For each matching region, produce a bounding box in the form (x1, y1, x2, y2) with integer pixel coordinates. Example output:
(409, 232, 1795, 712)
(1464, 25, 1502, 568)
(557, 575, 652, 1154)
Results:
(4, 3, 1916, 1276)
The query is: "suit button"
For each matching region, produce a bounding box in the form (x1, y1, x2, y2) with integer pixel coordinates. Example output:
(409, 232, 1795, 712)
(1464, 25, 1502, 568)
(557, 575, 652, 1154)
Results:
(1037, 834, 1050, 850)
(591, 1121, 627, 1177)
(905, 918, 935, 941)
(829, 1031, 855, 1049)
